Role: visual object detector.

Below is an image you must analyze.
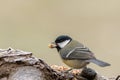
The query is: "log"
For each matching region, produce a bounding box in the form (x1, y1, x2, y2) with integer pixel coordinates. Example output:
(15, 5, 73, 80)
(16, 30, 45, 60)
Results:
(0, 48, 109, 80)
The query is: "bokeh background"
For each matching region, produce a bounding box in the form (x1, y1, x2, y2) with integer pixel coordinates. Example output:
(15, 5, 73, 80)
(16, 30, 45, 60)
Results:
(0, 0, 120, 77)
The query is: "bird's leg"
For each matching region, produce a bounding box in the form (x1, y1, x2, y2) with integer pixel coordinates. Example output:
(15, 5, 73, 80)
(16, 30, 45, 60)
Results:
(63, 68, 73, 73)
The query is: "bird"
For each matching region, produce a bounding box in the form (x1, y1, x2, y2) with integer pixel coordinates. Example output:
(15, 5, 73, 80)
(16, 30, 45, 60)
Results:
(48, 35, 110, 69)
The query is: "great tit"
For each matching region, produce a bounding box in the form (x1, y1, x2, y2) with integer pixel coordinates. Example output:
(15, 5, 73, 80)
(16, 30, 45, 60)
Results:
(49, 35, 110, 69)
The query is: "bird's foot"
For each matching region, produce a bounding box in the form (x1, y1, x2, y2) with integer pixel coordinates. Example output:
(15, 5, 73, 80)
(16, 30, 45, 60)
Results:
(63, 68, 73, 73)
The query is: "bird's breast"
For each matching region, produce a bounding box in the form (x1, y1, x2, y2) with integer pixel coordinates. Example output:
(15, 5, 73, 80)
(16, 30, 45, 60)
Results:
(62, 59, 89, 69)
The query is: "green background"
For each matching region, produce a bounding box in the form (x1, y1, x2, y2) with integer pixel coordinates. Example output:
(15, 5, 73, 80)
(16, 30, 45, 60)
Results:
(0, 0, 120, 77)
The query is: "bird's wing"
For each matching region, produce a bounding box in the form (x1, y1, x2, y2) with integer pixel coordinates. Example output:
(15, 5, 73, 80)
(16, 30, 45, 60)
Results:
(64, 47, 94, 60)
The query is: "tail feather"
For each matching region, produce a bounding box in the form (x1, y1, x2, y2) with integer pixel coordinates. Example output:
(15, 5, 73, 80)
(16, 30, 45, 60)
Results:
(88, 59, 110, 67)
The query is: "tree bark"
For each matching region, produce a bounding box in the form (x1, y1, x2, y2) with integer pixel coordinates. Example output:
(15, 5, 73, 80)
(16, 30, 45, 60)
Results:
(0, 48, 109, 80)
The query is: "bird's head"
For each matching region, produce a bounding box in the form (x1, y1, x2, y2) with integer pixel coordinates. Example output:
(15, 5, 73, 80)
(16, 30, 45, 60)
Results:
(48, 35, 72, 51)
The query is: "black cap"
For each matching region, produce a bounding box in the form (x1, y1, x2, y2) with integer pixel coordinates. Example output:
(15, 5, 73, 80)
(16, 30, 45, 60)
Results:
(55, 35, 72, 43)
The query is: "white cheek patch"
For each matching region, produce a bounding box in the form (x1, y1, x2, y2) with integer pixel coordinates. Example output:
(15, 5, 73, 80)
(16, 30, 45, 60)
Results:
(57, 40, 70, 48)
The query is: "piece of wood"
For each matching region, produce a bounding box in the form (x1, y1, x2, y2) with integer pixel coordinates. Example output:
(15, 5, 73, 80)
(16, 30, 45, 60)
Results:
(0, 48, 109, 80)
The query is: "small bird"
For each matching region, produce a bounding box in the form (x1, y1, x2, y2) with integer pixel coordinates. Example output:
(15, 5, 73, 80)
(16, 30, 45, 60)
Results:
(49, 35, 110, 69)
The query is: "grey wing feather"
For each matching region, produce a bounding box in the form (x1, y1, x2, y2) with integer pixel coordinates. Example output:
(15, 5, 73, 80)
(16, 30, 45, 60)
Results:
(65, 47, 94, 60)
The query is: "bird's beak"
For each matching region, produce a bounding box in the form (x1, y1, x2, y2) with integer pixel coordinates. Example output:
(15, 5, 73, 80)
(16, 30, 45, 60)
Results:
(48, 42, 57, 48)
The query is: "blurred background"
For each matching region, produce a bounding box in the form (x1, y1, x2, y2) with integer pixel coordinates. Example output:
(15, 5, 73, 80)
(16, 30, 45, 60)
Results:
(0, 0, 120, 77)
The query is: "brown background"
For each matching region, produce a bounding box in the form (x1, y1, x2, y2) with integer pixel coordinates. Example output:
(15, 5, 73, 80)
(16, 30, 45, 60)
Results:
(0, 0, 120, 77)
